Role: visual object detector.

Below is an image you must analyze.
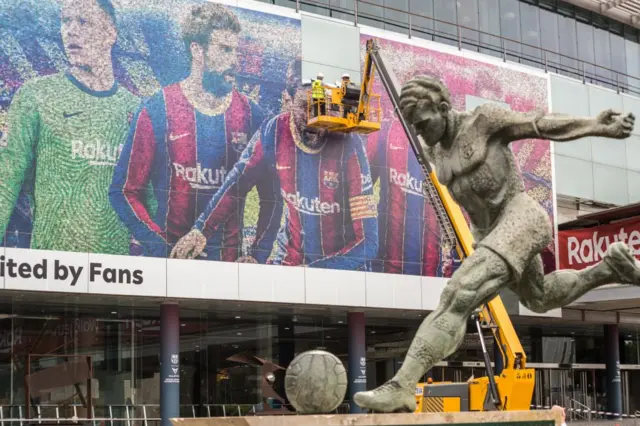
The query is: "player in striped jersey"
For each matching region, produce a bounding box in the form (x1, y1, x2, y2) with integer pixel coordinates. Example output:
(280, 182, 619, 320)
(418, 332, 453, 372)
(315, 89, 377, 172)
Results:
(109, 3, 268, 260)
(170, 58, 379, 270)
(366, 117, 460, 277)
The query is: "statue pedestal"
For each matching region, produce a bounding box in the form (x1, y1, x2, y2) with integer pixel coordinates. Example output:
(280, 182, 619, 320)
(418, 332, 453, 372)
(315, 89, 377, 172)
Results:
(171, 410, 560, 426)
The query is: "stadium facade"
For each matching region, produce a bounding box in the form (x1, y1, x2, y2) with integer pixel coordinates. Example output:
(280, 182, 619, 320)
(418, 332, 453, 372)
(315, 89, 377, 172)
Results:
(0, 0, 639, 424)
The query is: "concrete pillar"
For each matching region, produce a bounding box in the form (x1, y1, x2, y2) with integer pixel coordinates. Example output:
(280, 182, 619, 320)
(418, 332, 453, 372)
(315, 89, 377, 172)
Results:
(347, 312, 366, 413)
(604, 324, 622, 419)
(278, 318, 295, 407)
(160, 303, 180, 426)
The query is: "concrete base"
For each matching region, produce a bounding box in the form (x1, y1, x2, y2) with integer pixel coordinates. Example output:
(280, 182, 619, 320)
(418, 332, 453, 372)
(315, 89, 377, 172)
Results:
(171, 409, 561, 426)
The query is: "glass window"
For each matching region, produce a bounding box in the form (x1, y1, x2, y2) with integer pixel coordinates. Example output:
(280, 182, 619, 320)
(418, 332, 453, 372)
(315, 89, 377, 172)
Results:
(539, 8, 560, 72)
(558, 15, 579, 79)
(433, 0, 458, 47)
(556, 0, 574, 17)
(610, 33, 627, 91)
(330, 0, 356, 23)
(384, 0, 409, 35)
(499, 0, 521, 61)
(457, 0, 480, 51)
(408, 0, 435, 41)
(519, 2, 541, 67)
(542, 336, 576, 363)
(478, 0, 502, 59)
(625, 39, 640, 92)
(300, 0, 331, 16)
(574, 3, 592, 23)
(356, 0, 384, 30)
(593, 26, 613, 88)
(622, 335, 639, 364)
(577, 21, 596, 83)
(274, 0, 294, 10)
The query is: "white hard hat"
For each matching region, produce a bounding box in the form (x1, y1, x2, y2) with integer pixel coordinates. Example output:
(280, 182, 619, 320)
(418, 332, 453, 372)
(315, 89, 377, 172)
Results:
(342, 73, 350, 79)
(317, 72, 324, 79)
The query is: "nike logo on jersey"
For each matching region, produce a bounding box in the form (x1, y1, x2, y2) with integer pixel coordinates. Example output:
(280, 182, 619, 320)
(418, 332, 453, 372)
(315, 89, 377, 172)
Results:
(281, 189, 341, 216)
(63, 111, 83, 119)
(173, 162, 227, 190)
(71, 140, 122, 166)
(390, 168, 427, 198)
(169, 132, 190, 141)
(276, 163, 292, 170)
(389, 145, 404, 150)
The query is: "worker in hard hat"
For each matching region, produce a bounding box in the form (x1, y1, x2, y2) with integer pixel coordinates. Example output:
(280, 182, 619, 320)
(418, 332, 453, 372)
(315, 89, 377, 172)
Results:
(340, 72, 357, 118)
(311, 72, 326, 117)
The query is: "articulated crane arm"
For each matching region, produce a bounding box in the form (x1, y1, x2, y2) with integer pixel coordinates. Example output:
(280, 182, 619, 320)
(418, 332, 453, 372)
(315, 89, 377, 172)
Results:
(364, 38, 534, 411)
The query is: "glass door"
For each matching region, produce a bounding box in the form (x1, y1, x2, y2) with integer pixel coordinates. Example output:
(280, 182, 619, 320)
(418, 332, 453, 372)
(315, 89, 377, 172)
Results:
(548, 369, 571, 408)
(532, 368, 548, 408)
(572, 368, 600, 413)
(622, 370, 630, 415)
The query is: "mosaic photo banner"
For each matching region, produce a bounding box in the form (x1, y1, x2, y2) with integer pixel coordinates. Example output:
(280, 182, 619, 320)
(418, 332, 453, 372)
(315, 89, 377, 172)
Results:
(0, 0, 554, 288)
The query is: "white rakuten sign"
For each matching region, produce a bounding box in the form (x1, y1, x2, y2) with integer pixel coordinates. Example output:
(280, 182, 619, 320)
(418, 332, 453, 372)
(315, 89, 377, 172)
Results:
(558, 218, 640, 269)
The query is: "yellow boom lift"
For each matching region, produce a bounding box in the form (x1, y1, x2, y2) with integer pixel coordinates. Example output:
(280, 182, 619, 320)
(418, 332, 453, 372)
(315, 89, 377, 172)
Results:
(306, 38, 535, 413)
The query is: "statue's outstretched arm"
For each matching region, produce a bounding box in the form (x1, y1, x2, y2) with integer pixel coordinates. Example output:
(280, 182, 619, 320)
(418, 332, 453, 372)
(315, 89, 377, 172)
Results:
(483, 104, 635, 143)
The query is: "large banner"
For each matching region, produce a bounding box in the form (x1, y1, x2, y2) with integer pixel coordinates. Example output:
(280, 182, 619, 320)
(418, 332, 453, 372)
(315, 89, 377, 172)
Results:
(363, 36, 556, 274)
(558, 217, 640, 270)
(0, 0, 555, 295)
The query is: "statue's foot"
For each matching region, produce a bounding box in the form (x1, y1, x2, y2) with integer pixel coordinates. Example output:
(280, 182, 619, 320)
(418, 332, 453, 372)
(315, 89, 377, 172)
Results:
(604, 242, 640, 285)
(353, 380, 416, 413)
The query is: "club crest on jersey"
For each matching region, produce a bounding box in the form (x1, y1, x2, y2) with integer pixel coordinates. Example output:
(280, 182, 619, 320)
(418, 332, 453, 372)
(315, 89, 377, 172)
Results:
(323, 170, 339, 189)
(361, 173, 373, 191)
(231, 132, 248, 153)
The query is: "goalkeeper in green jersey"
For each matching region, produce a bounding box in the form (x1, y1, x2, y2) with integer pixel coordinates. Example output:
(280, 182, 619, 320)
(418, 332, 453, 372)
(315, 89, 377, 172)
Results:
(0, 0, 139, 255)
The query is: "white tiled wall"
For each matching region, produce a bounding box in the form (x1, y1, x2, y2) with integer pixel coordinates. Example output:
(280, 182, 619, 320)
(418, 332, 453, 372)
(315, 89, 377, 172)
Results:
(550, 74, 640, 206)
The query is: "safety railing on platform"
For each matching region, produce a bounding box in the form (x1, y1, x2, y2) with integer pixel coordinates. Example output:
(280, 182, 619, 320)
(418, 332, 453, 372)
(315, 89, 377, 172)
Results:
(531, 403, 639, 421)
(265, 0, 640, 97)
(0, 403, 351, 426)
(570, 399, 593, 422)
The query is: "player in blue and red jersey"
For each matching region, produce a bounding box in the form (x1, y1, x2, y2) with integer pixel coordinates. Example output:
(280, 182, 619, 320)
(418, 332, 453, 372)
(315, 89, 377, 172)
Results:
(366, 117, 460, 277)
(170, 59, 379, 270)
(109, 3, 268, 260)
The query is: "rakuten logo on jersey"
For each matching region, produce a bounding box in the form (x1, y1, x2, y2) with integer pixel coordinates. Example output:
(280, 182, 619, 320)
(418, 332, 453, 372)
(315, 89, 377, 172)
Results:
(565, 227, 640, 266)
(71, 140, 123, 166)
(389, 168, 427, 197)
(173, 163, 227, 190)
(281, 189, 340, 216)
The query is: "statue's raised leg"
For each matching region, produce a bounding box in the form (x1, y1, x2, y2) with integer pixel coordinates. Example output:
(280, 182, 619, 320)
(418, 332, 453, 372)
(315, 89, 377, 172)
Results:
(516, 241, 640, 314)
(353, 246, 511, 413)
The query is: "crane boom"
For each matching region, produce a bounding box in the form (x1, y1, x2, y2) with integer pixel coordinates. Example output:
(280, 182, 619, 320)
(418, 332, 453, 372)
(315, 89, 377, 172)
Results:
(363, 38, 534, 411)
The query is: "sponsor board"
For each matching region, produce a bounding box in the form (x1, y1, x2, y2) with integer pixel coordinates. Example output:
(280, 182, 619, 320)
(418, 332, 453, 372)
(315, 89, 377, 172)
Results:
(558, 217, 640, 269)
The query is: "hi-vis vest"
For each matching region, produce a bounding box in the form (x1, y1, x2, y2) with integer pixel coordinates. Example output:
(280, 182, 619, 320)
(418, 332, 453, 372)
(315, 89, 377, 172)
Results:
(312, 80, 324, 99)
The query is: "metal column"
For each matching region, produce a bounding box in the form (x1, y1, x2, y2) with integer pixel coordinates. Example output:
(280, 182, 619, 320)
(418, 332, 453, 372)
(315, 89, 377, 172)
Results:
(605, 324, 622, 419)
(347, 312, 366, 414)
(160, 302, 180, 426)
